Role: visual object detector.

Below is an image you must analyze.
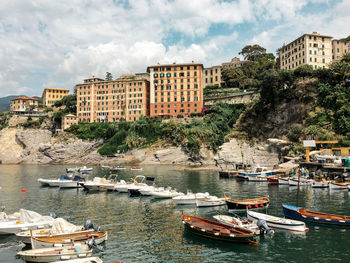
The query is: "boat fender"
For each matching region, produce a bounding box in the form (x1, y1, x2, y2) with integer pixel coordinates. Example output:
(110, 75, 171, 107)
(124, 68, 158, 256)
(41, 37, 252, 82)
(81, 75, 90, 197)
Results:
(248, 205, 252, 209)
(257, 219, 274, 236)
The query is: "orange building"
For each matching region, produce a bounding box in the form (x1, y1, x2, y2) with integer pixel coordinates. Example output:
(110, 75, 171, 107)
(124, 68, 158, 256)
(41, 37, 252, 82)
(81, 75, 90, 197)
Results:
(147, 62, 203, 118)
(61, 114, 78, 130)
(10, 96, 40, 112)
(76, 74, 150, 123)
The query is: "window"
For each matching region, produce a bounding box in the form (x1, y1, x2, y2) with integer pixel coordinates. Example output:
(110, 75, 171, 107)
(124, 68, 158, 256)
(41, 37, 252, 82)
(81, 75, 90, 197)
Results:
(322, 58, 325, 63)
(166, 73, 171, 77)
(160, 73, 164, 77)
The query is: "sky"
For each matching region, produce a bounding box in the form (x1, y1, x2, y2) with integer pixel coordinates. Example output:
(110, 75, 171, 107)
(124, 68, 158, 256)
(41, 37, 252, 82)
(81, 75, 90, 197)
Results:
(0, 0, 349, 97)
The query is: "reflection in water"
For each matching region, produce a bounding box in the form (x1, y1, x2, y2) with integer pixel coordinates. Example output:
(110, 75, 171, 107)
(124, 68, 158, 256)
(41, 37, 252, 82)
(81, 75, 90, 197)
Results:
(0, 164, 350, 262)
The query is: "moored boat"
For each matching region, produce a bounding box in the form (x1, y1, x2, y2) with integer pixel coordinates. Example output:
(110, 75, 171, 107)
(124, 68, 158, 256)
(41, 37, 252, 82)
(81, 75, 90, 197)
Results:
(115, 175, 146, 193)
(329, 182, 349, 190)
(225, 196, 269, 211)
(247, 210, 309, 232)
(213, 215, 265, 235)
(282, 204, 350, 226)
(173, 192, 210, 205)
(311, 180, 329, 188)
(278, 178, 290, 185)
(288, 178, 311, 186)
(195, 196, 226, 207)
(130, 166, 143, 171)
(182, 214, 258, 245)
(149, 188, 184, 199)
(247, 175, 267, 182)
(51, 257, 103, 263)
(58, 176, 85, 188)
(267, 177, 279, 184)
(31, 231, 108, 249)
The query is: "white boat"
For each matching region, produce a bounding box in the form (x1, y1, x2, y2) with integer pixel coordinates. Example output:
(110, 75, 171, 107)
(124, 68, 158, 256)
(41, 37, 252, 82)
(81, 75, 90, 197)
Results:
(329, 182, 349, 190)
(311, 180, 329, 188)
(0, 208, 20, 222)
(82, 176, 127, 192)
(115, 175, 146, 193)
(58, 176, 85, 188)
(288, 178, 311, 186)
(130, 166, 143, 171)
(213, 215, 262, 235)
(16, 218, 87, 245)
(66, 167, 81, 172)
(247, 210, 309, 232)
(66, 166, 92, 173)
(149, 188, 184, 199)
(52, 257, 103, 263)
(17, 244, 93, 262)
(278, 178, 290, 185)
(247, 175, 267, 182)
(31, 231, 108, 249)
(78, 166, 93, 172)
(0, 209, 54, 235)
(195, 196, 226, 207)
(38, 174, 74, 187)
(172, 192, 210, 205)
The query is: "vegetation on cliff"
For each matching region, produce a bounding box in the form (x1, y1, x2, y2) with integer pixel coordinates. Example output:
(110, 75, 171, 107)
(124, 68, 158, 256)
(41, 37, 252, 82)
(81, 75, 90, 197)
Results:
(67, 103, 245, 157)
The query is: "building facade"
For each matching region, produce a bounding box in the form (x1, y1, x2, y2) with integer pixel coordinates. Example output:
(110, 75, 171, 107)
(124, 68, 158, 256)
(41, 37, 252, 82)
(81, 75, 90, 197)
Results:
(61, 114, 78, 130)
(203, 57, 249, 88)
(147, 62, 203, 118)
(10, 96, 40, 112)
(42, 87, 70, 106)
(76, 74, 150, 123)
(332, 39, 350, 61)
(280, 32, 334, 70)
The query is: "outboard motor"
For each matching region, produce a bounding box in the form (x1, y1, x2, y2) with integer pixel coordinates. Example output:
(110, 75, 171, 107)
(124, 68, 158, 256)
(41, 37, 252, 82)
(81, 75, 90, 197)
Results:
(49, 212, 57, 219)
(84, 219, 94, 230)
(257, 219, 274, 235)
(87, 237, 104, 251)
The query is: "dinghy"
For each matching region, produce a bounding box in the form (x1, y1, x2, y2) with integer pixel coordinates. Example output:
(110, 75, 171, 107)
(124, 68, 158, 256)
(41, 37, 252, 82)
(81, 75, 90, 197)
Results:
(173, 192, 210, 205)
(115, 175, 146, 193)
(195, 196, 226, 207)
(52, 257, 103, 263)
(247, 210, 309, 232)
(225, 196, 269, 211)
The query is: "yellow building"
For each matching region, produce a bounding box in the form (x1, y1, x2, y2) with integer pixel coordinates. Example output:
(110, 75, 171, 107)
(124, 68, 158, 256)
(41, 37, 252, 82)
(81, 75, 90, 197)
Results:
(332, 39, 350, 61)
(42, 87, 69, 106)
(280, 32, 333, 70)
(76, 74, 150, 123)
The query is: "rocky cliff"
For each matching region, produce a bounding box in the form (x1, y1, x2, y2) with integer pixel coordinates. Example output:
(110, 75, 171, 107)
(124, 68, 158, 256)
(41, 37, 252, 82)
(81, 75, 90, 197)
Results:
(0, 126, 286, 168)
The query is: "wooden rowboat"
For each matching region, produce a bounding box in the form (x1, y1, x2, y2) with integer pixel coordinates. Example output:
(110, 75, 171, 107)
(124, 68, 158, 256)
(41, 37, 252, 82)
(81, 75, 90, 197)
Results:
(31, 231, 108, 249)
(282, 204, 350, 226)
(17, 245, 92, 262)
(182, 214, 258, 245)
(225, 196, 269, 211)
(51, 257, 102, 263)
(329, 182, 348, 190)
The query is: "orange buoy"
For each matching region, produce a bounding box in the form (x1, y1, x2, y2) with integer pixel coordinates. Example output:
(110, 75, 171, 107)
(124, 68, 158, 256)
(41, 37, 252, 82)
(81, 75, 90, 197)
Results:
(21, 188, 26, 193)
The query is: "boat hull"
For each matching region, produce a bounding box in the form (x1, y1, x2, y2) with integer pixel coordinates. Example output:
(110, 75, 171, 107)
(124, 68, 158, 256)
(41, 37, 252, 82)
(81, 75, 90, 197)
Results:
(225, 197, 269, 211)
(282, 204, 350, 226)
(311, 181, 329, 188)
(0, 220, 53, 235)
(195, 199, 226, 207)
(329, 183, 348, 190)
(51, 257, 102, 263)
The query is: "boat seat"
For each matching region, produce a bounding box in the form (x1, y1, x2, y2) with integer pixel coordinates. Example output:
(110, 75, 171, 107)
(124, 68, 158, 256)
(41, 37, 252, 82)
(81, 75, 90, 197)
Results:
(75, 247, 83, 253)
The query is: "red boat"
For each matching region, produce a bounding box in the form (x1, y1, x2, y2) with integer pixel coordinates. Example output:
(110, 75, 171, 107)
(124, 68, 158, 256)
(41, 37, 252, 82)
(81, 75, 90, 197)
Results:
(182, 214, 258, 245)
(267, 177, 279, 184)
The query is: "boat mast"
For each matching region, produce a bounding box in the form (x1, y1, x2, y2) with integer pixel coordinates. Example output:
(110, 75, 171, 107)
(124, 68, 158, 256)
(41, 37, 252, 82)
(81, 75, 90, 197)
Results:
(296, 168, 301, 206)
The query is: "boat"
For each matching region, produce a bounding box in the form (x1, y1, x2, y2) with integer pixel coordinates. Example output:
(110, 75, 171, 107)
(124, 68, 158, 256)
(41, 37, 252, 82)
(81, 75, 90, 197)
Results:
(282, 204, 350, 226)
(247, 210, 309, 232)
(38, 174, 73, 187)
(247, 175, 267, 182)
(51, 257, 103, 263)
(31, 231, 108, 249)
(213, 215, 268, 235)
(0, 207, 20, 222)
(288, 178, 311, 186)
(81, 175, 127, 192)
(78, 166, 93, 172)
(225, 196, 269, 211)
(128, 177, 156, 196)
(149, 188, 184, 199)
(329, 182, 349, 190)
(195, 196, 226, 207)
(100, 165, 110, 169)
(130, 166, 143, 171)
(58, 176, 85, 188)
(311, 180, 329, 188)
(0, 209, 54, 235)
(17, 244, 93, 262)
(278, 178, 290, 185)
(110, 165, 126, 171)
(115, 175, 146, 193)
(173, 192, 210, 205)
(267, 177, 279, 184)
(237, 167, 279, 181)
(182, 214, 258, 245)
(16, 218, 90, 245)
(66, 166, 92, 173)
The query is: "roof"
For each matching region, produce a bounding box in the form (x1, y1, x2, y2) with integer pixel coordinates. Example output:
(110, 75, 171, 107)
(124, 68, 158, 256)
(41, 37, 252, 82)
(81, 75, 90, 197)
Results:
(64, 114, 77, 117)
(147, 62, 203, 70)
(281, 32, 333, 49)
(43, 87, 69, 91)
(11, 96, 40, 101)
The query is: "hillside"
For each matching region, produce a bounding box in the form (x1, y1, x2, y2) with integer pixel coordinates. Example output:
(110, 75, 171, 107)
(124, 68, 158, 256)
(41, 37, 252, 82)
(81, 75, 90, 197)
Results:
(0, 95, 22, 113)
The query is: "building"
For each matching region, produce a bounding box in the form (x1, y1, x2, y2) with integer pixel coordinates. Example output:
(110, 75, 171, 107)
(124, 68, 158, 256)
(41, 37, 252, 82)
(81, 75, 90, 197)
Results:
(280, 32, 333, 70)
(203, 57, 249, 88)
(147, 62, 203, 118)
(76, 74, 150, 123)
(42, 87, 70, 106)
(10, 96, 40, 112)
(332, 39, 350, 61)
(61, 114, 78, 130)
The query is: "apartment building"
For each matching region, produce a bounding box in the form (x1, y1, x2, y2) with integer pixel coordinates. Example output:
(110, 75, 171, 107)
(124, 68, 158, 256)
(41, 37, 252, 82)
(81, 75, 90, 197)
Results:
(147, 62, 203, 118)
(61, 114, 78, 130)
(280, 32, 333, 70)
(42, 87, 69, 106)
(332, 39, 350, 60)
(203, 57, 249, 88)
(76, 74, 150, 123)
(10, 96, 40, 112)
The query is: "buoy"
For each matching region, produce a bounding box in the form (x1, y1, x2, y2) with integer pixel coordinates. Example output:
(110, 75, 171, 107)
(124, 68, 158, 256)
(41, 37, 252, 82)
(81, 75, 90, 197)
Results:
(0, 186, 2, 190)
(21, 188, 26, 193)
(255, 204, 259, 208)
(260, 204, 264, 207)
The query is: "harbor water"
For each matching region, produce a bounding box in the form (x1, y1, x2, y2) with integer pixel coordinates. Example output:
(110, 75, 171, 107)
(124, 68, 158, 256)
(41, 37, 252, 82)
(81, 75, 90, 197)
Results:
(0, 165, 350, 262)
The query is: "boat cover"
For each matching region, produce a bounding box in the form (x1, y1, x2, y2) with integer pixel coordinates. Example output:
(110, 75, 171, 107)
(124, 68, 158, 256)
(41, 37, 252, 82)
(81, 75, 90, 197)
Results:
(19, 209, 54, 224)
(50, 218, 81, 234)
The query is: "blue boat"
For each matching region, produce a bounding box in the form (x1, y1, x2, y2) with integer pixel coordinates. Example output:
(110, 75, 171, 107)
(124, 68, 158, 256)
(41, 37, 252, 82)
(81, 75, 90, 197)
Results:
(282, 204, 350, 226)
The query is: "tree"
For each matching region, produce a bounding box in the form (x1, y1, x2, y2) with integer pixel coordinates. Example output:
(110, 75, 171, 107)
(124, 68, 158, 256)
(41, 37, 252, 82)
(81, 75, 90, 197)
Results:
(239, 44, 266, 61)
(105, 72, 113, 81)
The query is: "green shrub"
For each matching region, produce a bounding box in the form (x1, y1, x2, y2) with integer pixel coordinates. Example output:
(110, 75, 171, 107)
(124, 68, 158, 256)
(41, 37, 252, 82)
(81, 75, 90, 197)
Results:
(287, 125, 303, 142)
(177, 114, 184, 118)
